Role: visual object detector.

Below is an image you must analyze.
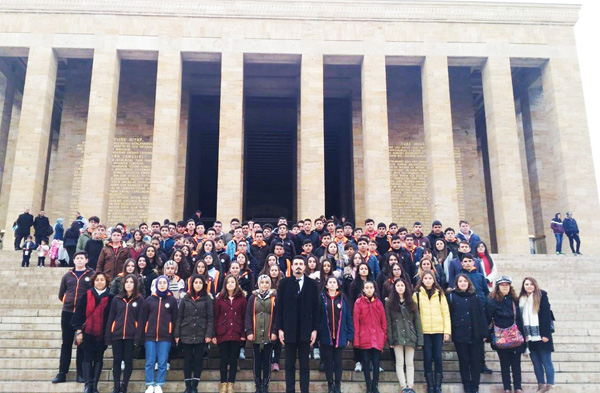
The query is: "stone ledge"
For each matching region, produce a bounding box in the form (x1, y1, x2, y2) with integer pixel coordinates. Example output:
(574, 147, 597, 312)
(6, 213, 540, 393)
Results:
(0, 0, 580, 25)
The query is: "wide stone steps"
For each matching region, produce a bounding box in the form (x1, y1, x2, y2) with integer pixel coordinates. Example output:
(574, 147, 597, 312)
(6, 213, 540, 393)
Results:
(0, 251, 598, 392)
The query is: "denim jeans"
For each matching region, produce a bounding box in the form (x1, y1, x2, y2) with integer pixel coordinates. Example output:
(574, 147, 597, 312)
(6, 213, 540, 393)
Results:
(530, 349, 555, 385)
(554, 234, 563, 253)
(423, 334, 444, 374)
(145, 341, 171, 386)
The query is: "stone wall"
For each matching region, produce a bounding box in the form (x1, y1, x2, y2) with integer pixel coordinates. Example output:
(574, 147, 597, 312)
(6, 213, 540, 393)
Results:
(0, 89, 21, 231)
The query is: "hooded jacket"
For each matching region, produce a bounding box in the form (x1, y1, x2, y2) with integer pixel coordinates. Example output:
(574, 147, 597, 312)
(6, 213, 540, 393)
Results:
(413, 287, 451, 335)
(385, 297, 423, 348)
(550, 214, 564, 235)
(245, 289, 277, 346)
(175, 291, 214, 344)
(353, 294, 387, 351)
(105, 294, 145, 344)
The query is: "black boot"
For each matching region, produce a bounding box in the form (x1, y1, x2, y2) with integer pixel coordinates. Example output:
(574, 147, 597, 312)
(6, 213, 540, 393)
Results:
(254, 376, 262, 393)
(463, 383, 472, 393)
(327, 382, 334, 393)
(191, 378, 199, 393)
(82, 362, 93, 393)
(52, 372, 66, 384)
(425, 373, 435, 393)
(120, 381, 128, 393)
(111, 379, 120, 393)
(262, 380, 269, 393)
(372, 381, 380, 393)
(434, 373, 443, 393)
(183, 379, 192, 393)
(334, 381, 342, 393)
(365, 380, 372, 393)
(92, 361, 103, 393)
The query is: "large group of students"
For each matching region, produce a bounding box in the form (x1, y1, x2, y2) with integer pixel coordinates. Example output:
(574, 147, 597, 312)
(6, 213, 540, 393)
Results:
(38, 213, 555, 393)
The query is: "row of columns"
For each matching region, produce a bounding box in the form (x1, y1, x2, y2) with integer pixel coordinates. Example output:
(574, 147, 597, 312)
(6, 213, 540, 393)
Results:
(1, 48, 598, 254)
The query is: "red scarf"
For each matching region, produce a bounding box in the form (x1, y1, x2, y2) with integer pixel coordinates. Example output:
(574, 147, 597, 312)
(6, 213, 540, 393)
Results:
(84, 290, 109, 338)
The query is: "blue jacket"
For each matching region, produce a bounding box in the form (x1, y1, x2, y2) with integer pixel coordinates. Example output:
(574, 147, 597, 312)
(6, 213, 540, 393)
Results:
(317, 292, 354, 347)
(54, 223, 64, 241)
(458, 268, 489, 305)
(448, 257, 483, 289)
(456, 230, 482, 251)
(563, 218, 579, 235)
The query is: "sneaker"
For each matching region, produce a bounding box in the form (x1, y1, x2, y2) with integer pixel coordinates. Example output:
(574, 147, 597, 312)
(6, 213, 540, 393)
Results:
(239, 348, 246, 359)
(145, 386, 155, 393)
(155, 363, 158, 371)
(121, 360, 125, 370)
(155, 386, 163, 393)
(354, 362, 362, 372)
(166, 362, 170, 371)
(313, 348, 320, 360)
(379, 366, 384, 372)
(271, 363, 279, 372)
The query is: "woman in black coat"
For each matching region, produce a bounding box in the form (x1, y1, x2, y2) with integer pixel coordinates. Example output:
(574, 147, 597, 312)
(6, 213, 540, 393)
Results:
(63, 221, 81, 267)
(519, 277, 554, 393)
(486, 277, 526, 393)
(175, 275, 214, 393)
(448, 274, 488, 393)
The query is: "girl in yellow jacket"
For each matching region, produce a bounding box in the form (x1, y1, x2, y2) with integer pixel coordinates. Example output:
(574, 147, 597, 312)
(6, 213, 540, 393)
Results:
(413, 270, 451, 393)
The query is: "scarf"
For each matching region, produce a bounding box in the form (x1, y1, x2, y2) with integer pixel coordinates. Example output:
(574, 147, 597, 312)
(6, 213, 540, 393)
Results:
(84, 289, 109, 337)
(520, 295, 541, 342)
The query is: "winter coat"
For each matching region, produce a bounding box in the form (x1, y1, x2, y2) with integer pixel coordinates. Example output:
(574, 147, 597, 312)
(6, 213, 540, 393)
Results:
(317, 292, 354, 348)
(105, 295, 145, 344)
(550, 214, 564, 235)
(84, 239, 105, 271)
(214, 292, 247, 343)
(136, 293, 178, 344)
(413, 287, 451, 335)
(563, 218, 579, 235)
(54, 222, 64, 241)
(456, 230, 482, 252)
(71, 288, 113, 340)
(353, 295, 387, 351)
(58, 268, 94, 313)
(447, 290, 487, 344)
(448, 257, 483, 289)
(33, 215, 51, 237)
(458, 268, 490, 305)
(175, 292, 214, 344)
(245, 289, 277, 346)
(16, 212, 34, 235)
(520, 290, 554, 352)
(76, 230, 93, 252)
(275, 275, 321, 344)
(385, 298, 423, 348)
(63, 227, 81, 248)
(97, 243, 132, 280)
(486, 295, 526, 353)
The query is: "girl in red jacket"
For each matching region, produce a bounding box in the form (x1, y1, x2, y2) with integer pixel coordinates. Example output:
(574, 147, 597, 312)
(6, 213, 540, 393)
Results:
(213, 274, 247, 393)
(353, 280, 387, 393)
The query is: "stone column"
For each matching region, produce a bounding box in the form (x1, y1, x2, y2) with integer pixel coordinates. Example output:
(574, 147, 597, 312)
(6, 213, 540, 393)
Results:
(361, 55, 392, 223)
(542, 56, 600, 253)
(421, 56, 460, 225)
(216, 52, 244, 221)
(148, 51, 182, 222)
(0, 76, 15, 194)
(4, 47, 58, 246)
(79, 49, 121, 221)
(298, 54, 325, 220)
(481, 57, 529, 254)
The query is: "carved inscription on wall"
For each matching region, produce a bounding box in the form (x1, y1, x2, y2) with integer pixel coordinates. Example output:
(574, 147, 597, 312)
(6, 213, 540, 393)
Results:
(454, 145, 465, 220)
(68, 141, 85, 216)
(389, 141, 430, 226)
(107, 137, 152, 228)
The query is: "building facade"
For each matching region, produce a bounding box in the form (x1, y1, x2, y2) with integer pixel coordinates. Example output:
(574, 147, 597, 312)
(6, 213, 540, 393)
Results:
(0, 0, 598, 254)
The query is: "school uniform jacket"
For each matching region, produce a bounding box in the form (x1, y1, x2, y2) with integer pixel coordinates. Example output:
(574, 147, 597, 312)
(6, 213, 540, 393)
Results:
(245, 289, 277, 345)
(105, 295, 145, 344)
(136, 292, 178, 344)
(317, 292, 354, 348)
(58, 268, 94, 313)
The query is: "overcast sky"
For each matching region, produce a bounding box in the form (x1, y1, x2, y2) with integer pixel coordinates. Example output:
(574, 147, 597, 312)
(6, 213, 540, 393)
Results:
(449, 0, 600, 197)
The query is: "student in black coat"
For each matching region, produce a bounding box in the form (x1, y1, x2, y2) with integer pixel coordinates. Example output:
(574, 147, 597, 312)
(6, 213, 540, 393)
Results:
(486, 277, 526, 393)
(275, 255, 320, 393)
(447, 274, 488, 393)
(519, 277, 555, 392)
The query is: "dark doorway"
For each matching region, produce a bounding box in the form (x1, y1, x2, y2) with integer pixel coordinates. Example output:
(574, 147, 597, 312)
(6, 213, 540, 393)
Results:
(244, 97, 297, 221)
(324, 98, 354, 221)
(184, 95, 220, 221)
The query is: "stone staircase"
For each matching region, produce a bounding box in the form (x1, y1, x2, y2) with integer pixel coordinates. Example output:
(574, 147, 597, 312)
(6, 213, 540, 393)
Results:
(0, 250, 597, 392)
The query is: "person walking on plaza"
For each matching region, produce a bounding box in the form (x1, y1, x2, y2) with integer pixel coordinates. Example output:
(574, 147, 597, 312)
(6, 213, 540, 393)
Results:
(276, 255, 321, 393)
(550, 213, 564, 255)
(71, 272, 113, 393)
(519, 277, 555, 393)
(53, 251, 94, 384)
(563, 212, 581, 255)
(14, 207, 34, 250)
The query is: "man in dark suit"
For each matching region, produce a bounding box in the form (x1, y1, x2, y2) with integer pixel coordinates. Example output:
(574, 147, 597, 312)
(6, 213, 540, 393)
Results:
(276, 255, 320, 393)
(15, 207, 34, 250)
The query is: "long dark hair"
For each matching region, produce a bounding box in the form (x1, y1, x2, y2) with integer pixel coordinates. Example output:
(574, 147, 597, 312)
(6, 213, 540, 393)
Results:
(474, 241, 494, 270)
(188, 274, 207, 298)
(381, 252, 401, 275)
(217, 274, 243, 299)
(136, 254, 152, 275)
(117, 274, 141, 299)
(388, 278, 417, 313)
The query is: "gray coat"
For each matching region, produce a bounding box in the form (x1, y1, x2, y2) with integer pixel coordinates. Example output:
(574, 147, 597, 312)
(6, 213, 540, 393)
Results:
(174, 292, 214, 344)
(385, 299, 423, 348)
